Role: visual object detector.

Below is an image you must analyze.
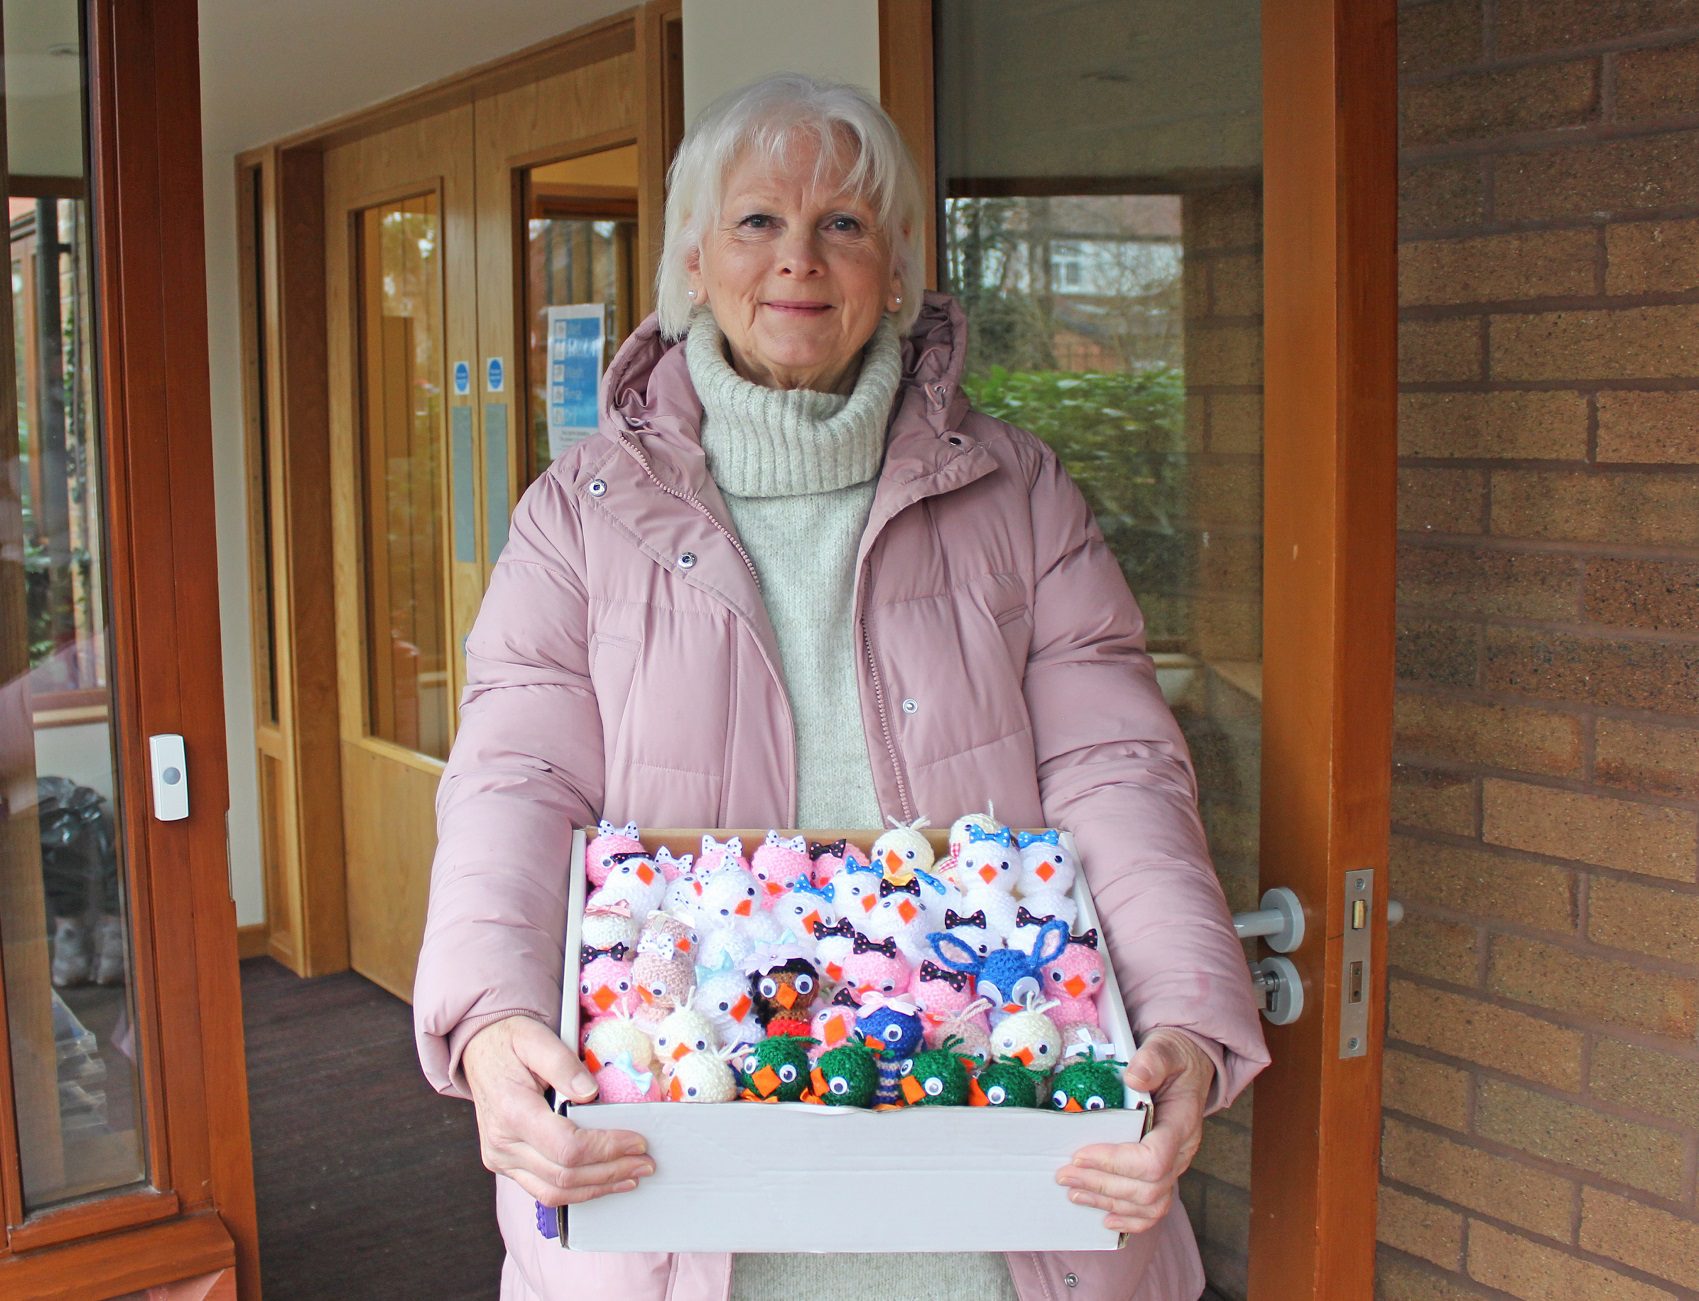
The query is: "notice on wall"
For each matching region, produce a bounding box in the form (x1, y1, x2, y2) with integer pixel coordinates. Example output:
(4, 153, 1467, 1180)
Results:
(545, 303, 606, 460)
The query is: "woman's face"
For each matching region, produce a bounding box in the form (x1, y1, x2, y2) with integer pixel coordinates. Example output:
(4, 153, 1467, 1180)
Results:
(689, 133, 901, 393)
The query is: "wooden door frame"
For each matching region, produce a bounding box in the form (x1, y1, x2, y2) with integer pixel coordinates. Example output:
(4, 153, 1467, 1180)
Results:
(0, 0, 257, 1293)
(881, 2, 1398, 1297)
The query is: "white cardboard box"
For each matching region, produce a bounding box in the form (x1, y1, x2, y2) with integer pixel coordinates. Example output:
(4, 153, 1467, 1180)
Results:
(557, 828, 1151, 1253)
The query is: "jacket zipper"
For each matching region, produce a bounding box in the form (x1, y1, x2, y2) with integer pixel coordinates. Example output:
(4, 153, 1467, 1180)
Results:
(620, 427, 762, 590)
(859, 561, 915, 822)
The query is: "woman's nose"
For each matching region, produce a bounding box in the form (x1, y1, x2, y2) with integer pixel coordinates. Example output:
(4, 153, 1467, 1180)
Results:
(776, 229, 825, 277)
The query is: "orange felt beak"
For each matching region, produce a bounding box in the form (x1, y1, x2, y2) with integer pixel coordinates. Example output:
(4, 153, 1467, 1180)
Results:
(861, 895, 878, 913)
(765, 880, 785, 897)
(671, 1042, 691, 1061)
(898, 900, 918, 923)
(735, 899, 753, 916)
(592, 987, 617, 1012)
(811, 1067, 828, 1095)
(968, 1079, 990, 1106)
(825, 962, 844, 982)
(730, 993, 753, 1021)
(978, 864, 998, 884)
(667, 1077, 682, 1101)
(775, 985, 798, 1009)
(1013, 1046, 1035, 1066)
(823, 1013, 848, 1045)
(638, 987, 656, 1006)
(883, 849, 901, 871)
(1064, 975, 1088, 998)
(900, 1075, 926, 1104)
(1036, 861, 1056, 882)
(584, 1049, 602, 1073)
(803, 910, 822, 932)
(752, 1065, 781, 1096)
(1003, 1001, 1022, 1014)
(636, 863, 656, 884)
(678, 936, 693, 954)
(1064, 1097, 1084, 1112)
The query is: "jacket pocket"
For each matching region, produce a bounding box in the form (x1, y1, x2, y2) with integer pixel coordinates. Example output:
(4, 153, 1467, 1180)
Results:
(588, 632, 641, 763)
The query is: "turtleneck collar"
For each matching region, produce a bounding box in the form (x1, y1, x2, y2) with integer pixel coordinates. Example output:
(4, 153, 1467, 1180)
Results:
(686, 312, 902, 498)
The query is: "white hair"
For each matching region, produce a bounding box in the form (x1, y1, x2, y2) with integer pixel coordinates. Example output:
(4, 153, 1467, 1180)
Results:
(655, 73, 926, 339)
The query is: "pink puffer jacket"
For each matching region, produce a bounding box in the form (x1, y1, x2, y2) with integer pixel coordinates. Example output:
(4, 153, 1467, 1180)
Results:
(415, 293, 1269, 1301)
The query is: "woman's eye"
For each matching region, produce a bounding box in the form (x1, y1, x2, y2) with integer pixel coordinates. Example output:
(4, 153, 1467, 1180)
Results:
(827, 214, 862, 233)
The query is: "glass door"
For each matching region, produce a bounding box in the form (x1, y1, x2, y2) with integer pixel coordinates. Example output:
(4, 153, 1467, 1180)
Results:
(930, 0, 1397, 1295)
(1, 0, 256, 1290)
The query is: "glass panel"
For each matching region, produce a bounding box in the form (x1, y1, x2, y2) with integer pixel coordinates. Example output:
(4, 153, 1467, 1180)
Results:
(937, 3, 1262, 1295)
(245, 166, 279, 726)
(518, 144, 638, 481)
(1, 0, 149, 1212)
(356, 194, 449, 759)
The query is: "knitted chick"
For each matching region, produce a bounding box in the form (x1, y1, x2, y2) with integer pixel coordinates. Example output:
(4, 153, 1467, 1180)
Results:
(591, 852, 666, 915)
(810, 916, 856, 985)
(739, 1034, 815, 1102)
(1014, 828, 1078, 896)
(1040, 930, 1106, 1027)
(956, 824, 1020, 893)
(666, 1046, 738, 1103)
(695, 866, 762, 926)
(944, 806, 1000, 884)
(972, 1056, 1045, 1108)
(594, 1050, 662, 1103)
(653, 1003, 719, 1072)
(585, 820, 642, 888)
(809, 987, 862, 1060)
(831, 857, 885, 925)
(988, 996, 1064, 1074)
(870, 816, 934, 885)
(698, 833, 752, 878)
(582, 1007, 653, 1075)
(578, 946, 638, 1018)
(840, 931, 912, 998)
(809, 1041, 879, 1107)
(856, 996, 925, 1106)
(637, 911, 699, 966)
(900, 1038, 972, 1106)
(775, 877, 836, 943)
(580, 898, 639, 953)
(864, 877, 934, 963)
(1047, 1058, 1128, 1112)
(752, 831, 813, 902)
(911, 959, 979, 1043)
(748, 955, 821, 1038)
(692, 961, 762, 1048)
(1009, 899, 1078, 954)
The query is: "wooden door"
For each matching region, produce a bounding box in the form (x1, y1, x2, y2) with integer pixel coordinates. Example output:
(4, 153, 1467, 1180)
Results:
(914, 0, 1396, 1295)
(0, 0, 257, 1292)
(324, 106, 479, 999)
(324, 39, 645, 1000)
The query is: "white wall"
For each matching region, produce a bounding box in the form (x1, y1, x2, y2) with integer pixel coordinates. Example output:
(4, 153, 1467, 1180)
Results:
(198, 0, 883, 927)
(197, 0, 628, 925)
(681, 0, 881, 117)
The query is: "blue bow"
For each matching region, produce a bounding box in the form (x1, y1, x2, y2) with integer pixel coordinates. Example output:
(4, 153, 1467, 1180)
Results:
(791, 877, 835, 903)
(913, 869, 945, 897)
(967, 825, 1012, 848)
(1015, 829, 1062, 849)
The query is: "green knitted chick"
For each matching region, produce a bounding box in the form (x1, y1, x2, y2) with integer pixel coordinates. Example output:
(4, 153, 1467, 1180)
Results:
(902, 1040, 971, 1106)
(1046, 1058, 1127, 1111)
(811, 1042, 879, 1107)
(740, 1035, 816, 1102)
(974, 1056, 1044, 1108)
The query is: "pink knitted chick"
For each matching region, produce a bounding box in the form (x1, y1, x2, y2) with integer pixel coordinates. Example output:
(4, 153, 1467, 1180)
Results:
(752, 831, 813, 904)
(1040, 932, 1106, 1027)
(698, 833, 752, 878)
(594, 1051, 662, 1103)
(809, 988, 861, 1062)
(578, 949, 638, 1018)
(585, 820, 643, 888)
(839, 931, 912, 998)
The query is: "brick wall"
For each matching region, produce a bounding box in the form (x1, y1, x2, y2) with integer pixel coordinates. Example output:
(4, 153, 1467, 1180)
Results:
(1385, 2, 1699, 1296)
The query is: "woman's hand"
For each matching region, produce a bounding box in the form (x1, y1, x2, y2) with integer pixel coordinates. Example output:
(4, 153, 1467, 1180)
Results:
(1056, 1028, 1216, 1233)
(462, 1014, 654, 1207)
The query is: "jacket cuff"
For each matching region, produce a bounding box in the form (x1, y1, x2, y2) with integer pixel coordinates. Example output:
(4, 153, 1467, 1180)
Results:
(1141, 1025, 1230, 1115)
(431, 1009, 552, 1101)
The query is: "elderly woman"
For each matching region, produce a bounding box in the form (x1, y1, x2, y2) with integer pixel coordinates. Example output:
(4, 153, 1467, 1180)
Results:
(415, 75, 1267, 1301)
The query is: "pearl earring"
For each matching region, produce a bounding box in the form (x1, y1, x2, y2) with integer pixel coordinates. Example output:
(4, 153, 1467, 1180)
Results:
(895, 295, 903, 305)
(688, 289, 697, 299)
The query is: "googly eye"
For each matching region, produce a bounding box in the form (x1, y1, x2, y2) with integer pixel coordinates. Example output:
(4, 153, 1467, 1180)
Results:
(1090, 973, 1102, 985)
(884, 1024, 903, 1043)
(718, 1000, 730, 1012)
(617, 980, 630, 991)
(795, 974, 815, 994)
(744, 1055, 758, 1073)
(1052, 1089, 1068, 1108)
(1051, 969, 1064, 981)
(687, 1085, 699, 1097)
(694, 1038, 707, 1051)
(1036, 1044, 1050, 1056)
(720, 907, 730, 916)
(986, 1085, 1007, 1105)
(829, 1077, 848, 1095)
(759, 977, 778, 998)
(881, 979, 897, 993)
(905, 849, 915, 859)
(924, 1077, 944, 1096)
(778, 1063, 797, 1083)
(580, 982, 591, 995)
(1086, 1096, 1105, 1110)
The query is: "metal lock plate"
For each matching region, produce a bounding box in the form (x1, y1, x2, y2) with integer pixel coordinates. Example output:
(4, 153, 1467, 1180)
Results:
(1339, 869, 1373, 1059)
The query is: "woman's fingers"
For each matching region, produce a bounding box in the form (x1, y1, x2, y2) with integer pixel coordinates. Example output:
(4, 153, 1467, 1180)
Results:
(509, 1016, 600, 1103)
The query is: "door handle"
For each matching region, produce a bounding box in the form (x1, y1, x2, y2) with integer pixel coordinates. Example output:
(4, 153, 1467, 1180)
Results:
(1232, 886, 1404, 1033)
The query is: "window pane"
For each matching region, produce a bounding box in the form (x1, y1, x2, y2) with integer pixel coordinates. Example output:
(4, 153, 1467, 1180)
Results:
(356, 195, 449, 759)
(937, 3, 1262, 1295)
(2, 0, 149, 1212)
(519, 145, 637, 480)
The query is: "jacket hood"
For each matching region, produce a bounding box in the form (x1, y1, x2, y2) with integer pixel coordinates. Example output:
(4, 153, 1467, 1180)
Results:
(599, 290, 972, 449)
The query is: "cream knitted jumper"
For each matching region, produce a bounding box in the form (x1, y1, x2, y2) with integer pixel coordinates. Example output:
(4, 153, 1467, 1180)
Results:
(688, 315, 1020, 1301)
